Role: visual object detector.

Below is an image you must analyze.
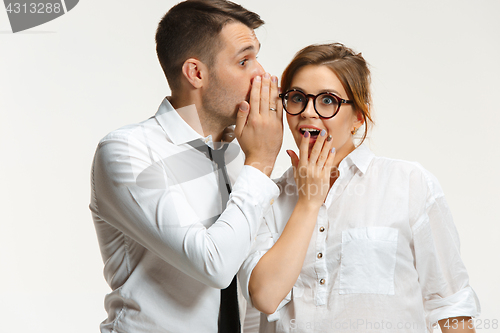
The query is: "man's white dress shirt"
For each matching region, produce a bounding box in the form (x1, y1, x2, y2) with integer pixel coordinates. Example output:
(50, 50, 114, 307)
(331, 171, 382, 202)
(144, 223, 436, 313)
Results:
(239, 145, 480, 333)
(90, 98, 279, 332)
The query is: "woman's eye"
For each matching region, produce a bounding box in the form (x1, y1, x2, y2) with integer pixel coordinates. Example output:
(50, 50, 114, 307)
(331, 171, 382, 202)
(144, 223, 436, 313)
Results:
(321, 96, 334, 105)
(239, 59, 248, 66)
(291, 95, 304, 103)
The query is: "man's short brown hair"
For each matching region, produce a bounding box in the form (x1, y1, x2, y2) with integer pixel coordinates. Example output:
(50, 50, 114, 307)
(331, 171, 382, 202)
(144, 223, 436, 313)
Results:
(156, 0, 264, 91)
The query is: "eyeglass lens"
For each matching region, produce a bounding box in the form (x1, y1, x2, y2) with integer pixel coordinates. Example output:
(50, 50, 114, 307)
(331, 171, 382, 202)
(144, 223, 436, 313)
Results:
(284, 91, 339, 118)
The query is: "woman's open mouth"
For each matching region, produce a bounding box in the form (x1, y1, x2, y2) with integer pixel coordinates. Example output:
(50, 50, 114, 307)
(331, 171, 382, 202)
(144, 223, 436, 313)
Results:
(300, 128, 321, 138)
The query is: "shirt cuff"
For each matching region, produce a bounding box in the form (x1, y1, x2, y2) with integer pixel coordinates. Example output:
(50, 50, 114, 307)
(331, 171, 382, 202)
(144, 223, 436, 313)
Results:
(239, 249, 293, 323)
(230, 165, 280, 234)
(425, 286, 481, 326)
(238, 250, 265, 306)
(267, 290, 292, 322)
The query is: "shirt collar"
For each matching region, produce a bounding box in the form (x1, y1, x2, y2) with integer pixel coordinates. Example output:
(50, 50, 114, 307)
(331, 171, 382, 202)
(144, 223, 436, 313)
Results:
(154, 97, 209, 146)
(339, 144, 374, 175)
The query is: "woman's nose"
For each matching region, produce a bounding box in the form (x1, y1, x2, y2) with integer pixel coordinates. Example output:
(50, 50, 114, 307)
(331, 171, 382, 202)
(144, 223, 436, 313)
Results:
(301, 97, 318, 118)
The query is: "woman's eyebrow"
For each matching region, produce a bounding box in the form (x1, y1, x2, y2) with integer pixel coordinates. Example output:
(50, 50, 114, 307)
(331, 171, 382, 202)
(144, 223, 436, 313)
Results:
(290, 86, 342, 96)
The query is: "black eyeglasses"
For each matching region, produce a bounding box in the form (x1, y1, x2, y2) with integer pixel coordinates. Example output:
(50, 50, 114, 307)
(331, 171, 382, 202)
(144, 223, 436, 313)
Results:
(279, 89, 353, 119)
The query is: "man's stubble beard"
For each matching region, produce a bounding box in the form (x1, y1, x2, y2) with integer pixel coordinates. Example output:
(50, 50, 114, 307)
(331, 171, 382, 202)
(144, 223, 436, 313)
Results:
(201, 70, 240, 134)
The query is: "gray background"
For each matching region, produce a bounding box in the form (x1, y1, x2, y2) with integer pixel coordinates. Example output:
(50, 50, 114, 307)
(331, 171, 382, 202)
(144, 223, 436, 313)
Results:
(1, 0, 498, 331)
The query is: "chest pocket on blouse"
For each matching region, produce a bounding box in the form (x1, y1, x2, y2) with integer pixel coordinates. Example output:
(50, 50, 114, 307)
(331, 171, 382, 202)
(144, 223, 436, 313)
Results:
(339, 227, 398, 295)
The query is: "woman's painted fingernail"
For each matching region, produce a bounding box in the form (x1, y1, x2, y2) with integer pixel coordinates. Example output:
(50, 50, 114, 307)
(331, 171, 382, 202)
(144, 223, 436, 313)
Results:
(304, 131, 310, 138)
(272, 76, 278, 83)
(264, 73, 270, 79)
(331, 147, 336, 154)
(320, 129, 326, 137)
(255, 76, 261, 82)
(327, 135, 332, 142)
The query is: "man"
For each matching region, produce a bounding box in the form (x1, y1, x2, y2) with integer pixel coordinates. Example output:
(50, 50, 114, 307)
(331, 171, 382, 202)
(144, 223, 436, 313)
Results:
(90, 0, 283, 332)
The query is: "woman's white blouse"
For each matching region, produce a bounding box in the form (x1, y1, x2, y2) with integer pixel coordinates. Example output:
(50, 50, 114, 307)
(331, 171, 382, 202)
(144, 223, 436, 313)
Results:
(239, 145, 480, 333)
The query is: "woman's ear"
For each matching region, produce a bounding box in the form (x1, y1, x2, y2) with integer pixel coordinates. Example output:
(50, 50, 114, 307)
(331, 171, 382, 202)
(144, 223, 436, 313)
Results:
(353, 109, 365, 129)
(181, 58, 208, 89)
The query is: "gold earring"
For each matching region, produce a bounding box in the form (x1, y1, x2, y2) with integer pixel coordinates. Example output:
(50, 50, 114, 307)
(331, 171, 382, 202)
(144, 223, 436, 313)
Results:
(351, 127, 358, 135)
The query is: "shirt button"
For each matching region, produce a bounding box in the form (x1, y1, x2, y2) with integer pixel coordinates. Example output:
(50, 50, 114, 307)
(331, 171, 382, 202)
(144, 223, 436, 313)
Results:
(204, 138, 209, 143)
(319, 279, 326, 285)
(319, 227, 325, 232)
(270, 199, 274, 205)
(317, 253, 323, 259)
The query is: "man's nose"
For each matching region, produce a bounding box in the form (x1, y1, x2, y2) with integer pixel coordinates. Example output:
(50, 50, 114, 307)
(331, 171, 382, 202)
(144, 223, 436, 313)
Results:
(255, 60, 265, 77)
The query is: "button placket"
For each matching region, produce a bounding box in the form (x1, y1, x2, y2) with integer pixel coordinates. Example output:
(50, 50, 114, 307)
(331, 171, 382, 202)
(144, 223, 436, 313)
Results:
(314, 205, 328, 306)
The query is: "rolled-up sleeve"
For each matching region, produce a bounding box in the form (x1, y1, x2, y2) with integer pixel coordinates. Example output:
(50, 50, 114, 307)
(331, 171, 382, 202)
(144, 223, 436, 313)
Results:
(238, 218, 274, 306)
(238, 214, 294, 323)
(91, 133, 280, 289)
(412, 169, 480, 326)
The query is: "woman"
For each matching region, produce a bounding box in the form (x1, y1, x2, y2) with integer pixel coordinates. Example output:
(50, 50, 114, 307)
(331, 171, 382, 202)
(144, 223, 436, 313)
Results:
(238, 43, 480, 332)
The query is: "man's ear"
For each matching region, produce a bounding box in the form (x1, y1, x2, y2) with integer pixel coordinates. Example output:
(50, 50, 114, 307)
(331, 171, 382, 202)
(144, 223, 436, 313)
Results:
(181, 58, 207, 89)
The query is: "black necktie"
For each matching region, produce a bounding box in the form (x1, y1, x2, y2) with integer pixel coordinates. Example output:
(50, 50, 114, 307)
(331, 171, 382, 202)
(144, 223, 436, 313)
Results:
(187, 139, 241, 333)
